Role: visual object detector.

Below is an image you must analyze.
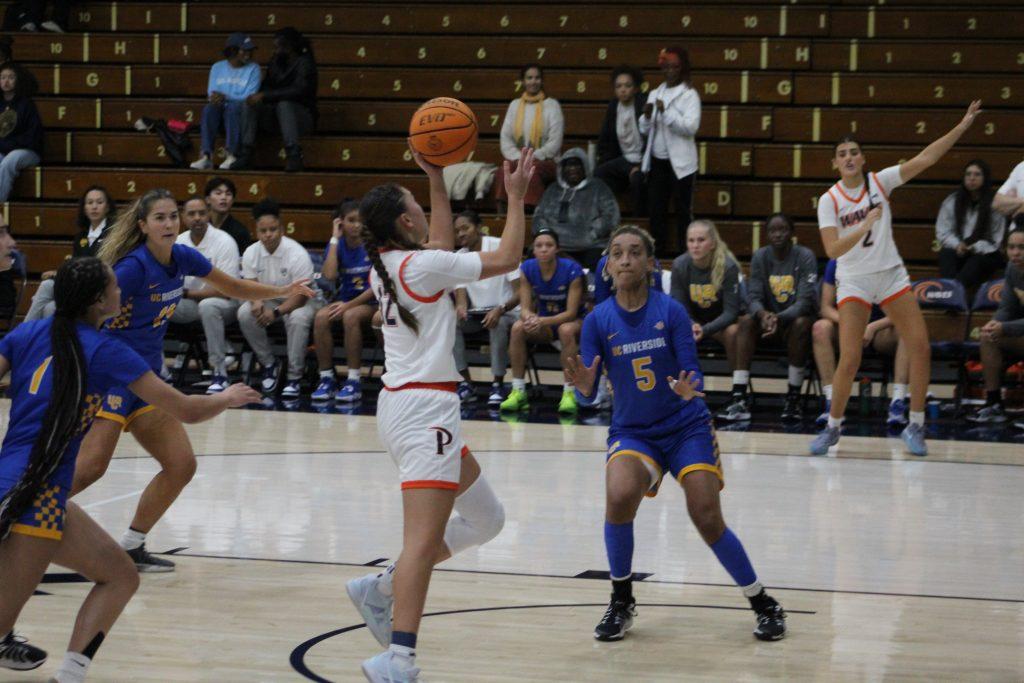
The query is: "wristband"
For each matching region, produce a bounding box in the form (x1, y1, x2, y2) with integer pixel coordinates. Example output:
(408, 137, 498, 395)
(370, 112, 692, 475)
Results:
(329, 236, 339, 245)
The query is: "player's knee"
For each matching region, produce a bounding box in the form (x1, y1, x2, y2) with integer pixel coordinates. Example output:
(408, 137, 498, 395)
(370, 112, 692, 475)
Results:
(812, 319, 834, 344)
(688, 500, 724, 540)
(792, 316, 812, 335)
(511, 320, 525, 336)
(557, 323, 576, 344)
(314, 307, 331, 327)
(342, 307, 362, 328)
(164, 452, 197, 484)
(75, 457, 108, 489)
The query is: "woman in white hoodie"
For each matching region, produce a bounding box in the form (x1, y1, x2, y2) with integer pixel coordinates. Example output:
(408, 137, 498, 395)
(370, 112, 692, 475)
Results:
(639, 48, 701, 251)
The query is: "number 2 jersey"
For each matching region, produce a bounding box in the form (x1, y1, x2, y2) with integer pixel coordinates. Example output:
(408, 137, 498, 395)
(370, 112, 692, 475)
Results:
(817, 165, 905, 281)
(105, 243, 213, 372)
(370, 248, 482, 387)
(579, 289, 710, 438)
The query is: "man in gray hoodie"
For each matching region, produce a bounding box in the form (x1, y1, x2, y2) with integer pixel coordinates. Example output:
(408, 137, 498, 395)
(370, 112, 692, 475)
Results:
(532, 147, 620, 270)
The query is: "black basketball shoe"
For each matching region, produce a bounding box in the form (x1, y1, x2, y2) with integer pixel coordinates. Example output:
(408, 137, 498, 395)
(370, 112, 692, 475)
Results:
(752, 594, 787, 641)
(127, 543, 176, 573)
(781, 393, 803, 421)
(594, 595, 636, 641)
(0, 631, 46, 671)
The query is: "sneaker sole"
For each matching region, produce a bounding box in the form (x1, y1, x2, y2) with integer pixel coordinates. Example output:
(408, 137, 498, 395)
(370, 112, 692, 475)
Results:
(593, 616, 633, 642)
(754, 628, 786, 641)
(345, 581, 391, 648)
(135, 563, 175, 573)
(335, 395, 362, 403)
(0, 657, 46, 671)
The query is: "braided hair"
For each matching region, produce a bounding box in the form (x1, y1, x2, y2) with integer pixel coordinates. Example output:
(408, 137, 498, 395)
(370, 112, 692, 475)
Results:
(0, 257, 109, 539)
(359, 184, 424, 334)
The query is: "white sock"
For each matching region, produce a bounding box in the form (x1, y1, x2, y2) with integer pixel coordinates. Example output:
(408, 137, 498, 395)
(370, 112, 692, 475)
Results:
(732, 370, 750, 386)
(120, 528, 145, 551)
(54, 651, 91, 683)
(787, 365, 805, 388)
(319, 369, 334, 380)
(214, 363, 227, 376)
(563, 382, 574, 392)
(824, 384, 833, 400)
(909, 411, 924, 426)
(347, 368, 361, 381)
(827, 415, 843, 429)
(892, 383, 908, 402)
(512, 378, 526, 392)
(741, 581, 764, 598)
(376, 563, 396, 598)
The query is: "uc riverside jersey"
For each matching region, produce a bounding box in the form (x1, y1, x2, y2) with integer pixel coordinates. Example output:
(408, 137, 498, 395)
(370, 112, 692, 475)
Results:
(817, 165, 905, 281)
(520, 256, 583, 316)
(327, 238, 372, 303)
(0, 319, 150, 537)
(105, 243, 213, 372)
(580, 290, 710, 437)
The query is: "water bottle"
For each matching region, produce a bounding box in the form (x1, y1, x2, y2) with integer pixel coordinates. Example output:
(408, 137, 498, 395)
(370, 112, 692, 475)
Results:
(858, 376, 873, 416)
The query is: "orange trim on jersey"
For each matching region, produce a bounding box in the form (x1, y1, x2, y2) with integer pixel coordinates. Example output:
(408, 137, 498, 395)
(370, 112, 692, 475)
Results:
(870, 172, 890, 202)
(837, 296, 871, 310)
(383, 381, 458, 393)
(398, 253, 444, 304)
(675, 463, 725, 490)
(11, 523, 62, 541)
(833, 181, 867, 204)
(401, 480, 459, 491)
(461, 445, 470, 458)
(826, 189, 839, 214)
(879, 285, 911, 308)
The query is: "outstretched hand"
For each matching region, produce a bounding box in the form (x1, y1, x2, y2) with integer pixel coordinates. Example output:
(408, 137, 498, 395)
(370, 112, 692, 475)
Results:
(407, 139, 444, 180)
(667, 370, 705, 401)
(220, 383, 263, 407)
(566, 353, 601, 396)
(959, 100, 983, 130)
(282, 278, 316, 299)
(504, 147, 536, 202)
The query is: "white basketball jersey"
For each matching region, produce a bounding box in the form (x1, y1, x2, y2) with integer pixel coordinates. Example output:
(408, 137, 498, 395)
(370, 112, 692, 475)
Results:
(817, 165, 905, 280)
(371, 249, 483, 388)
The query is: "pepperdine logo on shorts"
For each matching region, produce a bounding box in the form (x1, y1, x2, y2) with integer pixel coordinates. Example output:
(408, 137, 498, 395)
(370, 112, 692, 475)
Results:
(986, 281, 1004, 304)
(912, 280, 953, 301)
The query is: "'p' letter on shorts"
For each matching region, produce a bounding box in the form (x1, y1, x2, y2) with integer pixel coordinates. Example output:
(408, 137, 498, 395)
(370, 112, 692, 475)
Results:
(837, 264, 911, 309)
(377, 383, 468, 491)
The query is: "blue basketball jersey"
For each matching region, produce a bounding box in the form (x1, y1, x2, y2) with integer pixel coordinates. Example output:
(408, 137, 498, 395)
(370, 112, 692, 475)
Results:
(105, 243, 213, 371)
(580, 290, 710, 437)
(521, 257, 583, 317)
(327, 238, 372, 303)
(593, 255, 665, 305)
(0, 318, 151, 488)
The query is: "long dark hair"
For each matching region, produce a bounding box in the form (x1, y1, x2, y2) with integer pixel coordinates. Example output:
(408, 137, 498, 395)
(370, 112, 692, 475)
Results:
(76, 185, 117, 231)
(953, 159, 995, 245)
(0, 257, 108, 539)
(359, 184, 422, 333)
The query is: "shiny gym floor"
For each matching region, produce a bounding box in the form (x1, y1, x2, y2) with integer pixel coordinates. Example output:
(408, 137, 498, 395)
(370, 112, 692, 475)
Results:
(7, 402, 1024, 682)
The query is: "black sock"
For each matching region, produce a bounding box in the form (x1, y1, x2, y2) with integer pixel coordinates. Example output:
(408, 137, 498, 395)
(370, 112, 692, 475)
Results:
(748, 589, 773, 612)
(787, 384, 801, 396)
(731, 384, 747, 398)
(986, 390, 1002, 406)
(612, 577, 633, 604)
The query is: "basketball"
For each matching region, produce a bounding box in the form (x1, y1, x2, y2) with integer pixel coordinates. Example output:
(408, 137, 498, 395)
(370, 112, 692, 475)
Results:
(408, 97, 478, 167)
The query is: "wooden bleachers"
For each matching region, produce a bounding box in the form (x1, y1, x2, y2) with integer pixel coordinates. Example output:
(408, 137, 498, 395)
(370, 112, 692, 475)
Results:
(2, 0, 1022, 321)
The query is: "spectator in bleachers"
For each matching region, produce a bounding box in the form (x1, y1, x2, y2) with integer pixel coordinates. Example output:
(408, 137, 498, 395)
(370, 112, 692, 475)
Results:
(0, 62, 42, 204)
(725, 213, 817, 422)
(452, 209, 521, 406)
(311, 200, 376, 403)
(5, 0, 68, 32)
(670, 219, 742, 406)
(639, 48, 700, 252)
(169, 196, 242, 394)
(495, 64, 563, 207)
(238, 199, 319, 396)
(24, 185, 115, 321)
(237, 27, 318, 173)
(190, 33, 261, 172)
(531, 147, 619, 270)
(204, 176, 252, 253)
(499, 228, 585, 415)
(936, 159, 1006, 292)
(595, 65, 648, 217)
(966, 227, 1024, 425)
(993, 158, 1024, 231)
(0, 37, 38, 94)
(813, 257, 911, 428)
(0, 215, 21, 323)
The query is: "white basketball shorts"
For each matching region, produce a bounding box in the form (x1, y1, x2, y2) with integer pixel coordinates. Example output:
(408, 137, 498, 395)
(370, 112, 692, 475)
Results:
(837, 264, 911, 309)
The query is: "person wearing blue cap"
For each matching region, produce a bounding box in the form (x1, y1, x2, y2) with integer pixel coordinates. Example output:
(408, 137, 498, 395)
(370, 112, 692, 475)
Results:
(190, 33, 261, 171)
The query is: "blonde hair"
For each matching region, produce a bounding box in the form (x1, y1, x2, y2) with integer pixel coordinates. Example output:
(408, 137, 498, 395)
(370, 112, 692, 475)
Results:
(97, 188, 176, 265)
(687, 219, 735, 292)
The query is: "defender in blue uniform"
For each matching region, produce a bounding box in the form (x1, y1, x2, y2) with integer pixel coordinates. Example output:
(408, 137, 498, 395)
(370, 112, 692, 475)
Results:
(0, 257, 259, 678)
(70, 189, 313, 572)
(593, 252, 664, 305)
(568, 226, 787, 644)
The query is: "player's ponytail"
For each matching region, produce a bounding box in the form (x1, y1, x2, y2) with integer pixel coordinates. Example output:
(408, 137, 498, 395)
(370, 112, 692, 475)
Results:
(98, 188, 175, 265)
(359, 184, 422, 334)
(0, 257, 108, 540)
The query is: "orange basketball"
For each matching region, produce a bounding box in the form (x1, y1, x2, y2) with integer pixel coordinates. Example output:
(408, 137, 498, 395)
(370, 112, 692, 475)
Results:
(408, 97, 478, 167)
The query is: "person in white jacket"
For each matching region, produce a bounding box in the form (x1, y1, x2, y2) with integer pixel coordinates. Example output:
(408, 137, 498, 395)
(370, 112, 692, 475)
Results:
(495, 63, 563, 206)
(639, 48, 701, 251)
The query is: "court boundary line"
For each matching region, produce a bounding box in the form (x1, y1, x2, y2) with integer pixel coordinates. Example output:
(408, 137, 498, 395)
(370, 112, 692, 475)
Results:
(162, 550, 1024, 605)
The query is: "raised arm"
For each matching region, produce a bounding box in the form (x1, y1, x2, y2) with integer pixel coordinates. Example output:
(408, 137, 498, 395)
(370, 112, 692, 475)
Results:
(407, 142, 453, 251)
(899, 100, 982, 183)
(479, 148, 535, 279)
(200, 267, 314, 301)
